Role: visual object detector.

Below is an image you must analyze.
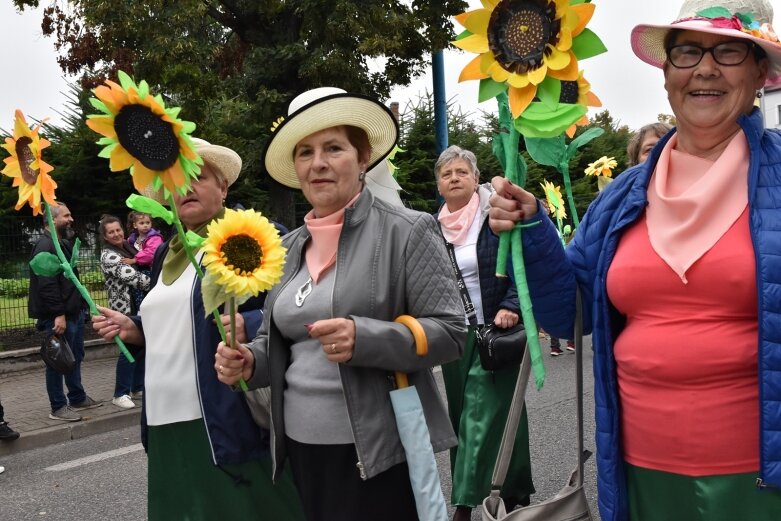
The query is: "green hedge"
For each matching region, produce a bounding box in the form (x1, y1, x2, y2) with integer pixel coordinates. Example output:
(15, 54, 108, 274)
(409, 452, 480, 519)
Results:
(0, 270, 105, 299)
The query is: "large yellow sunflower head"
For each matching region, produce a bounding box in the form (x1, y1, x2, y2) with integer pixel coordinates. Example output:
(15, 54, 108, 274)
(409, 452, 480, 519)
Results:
(454, 0, 606, 132)
(86, 71, 202, 198)
(540, 179, 566, 220)
(201, 209, 287, 312)
(1, 110, 57, 216)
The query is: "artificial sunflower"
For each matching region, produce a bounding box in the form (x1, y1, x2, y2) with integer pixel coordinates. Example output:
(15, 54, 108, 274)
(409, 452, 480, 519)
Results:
(453, 0, 606, 123)
(86, 70, 202, 196)
(584, 156, 617, 177)
(201, 209, 286, 314)
(1, 110, 57, 216)
(540, 180, 566, 221)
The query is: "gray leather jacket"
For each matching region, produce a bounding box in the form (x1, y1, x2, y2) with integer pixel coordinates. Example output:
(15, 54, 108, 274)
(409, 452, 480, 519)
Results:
(246, 189, 466, 480)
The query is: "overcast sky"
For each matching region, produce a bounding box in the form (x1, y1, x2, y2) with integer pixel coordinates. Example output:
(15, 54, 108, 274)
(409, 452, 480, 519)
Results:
(2, 1, 766, 133)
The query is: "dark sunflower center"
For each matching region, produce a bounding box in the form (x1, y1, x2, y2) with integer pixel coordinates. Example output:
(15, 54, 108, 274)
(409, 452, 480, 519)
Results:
(221, 234, 263, 274)
(559, 81, 579, 104)
(114, 104, 179, 171)
(488, 0, 561, 75)
(15, 136, 39, 185)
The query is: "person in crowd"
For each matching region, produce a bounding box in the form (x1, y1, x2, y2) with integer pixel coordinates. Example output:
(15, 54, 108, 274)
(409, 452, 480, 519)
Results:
(92, 138, 304, 521)
(98, 214, 150, 409)
(487, 0, 781, 519)
(626, 122, 673, 166)
(124, 211, 164, 269)
(29, 202, 102, 422)
(433, 145, 534, 521)
(0, 397, 19, 441)
(214, 87, 467, 521)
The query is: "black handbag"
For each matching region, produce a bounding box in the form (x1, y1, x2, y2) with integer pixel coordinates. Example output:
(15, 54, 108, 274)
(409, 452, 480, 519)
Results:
(40, 333, 76, 375)
(476, 323, 527, 372)
(444, 241, 526, 372)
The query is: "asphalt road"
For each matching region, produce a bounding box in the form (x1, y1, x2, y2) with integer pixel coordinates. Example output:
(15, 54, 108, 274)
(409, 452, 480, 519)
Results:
(0, 336, 598, 521)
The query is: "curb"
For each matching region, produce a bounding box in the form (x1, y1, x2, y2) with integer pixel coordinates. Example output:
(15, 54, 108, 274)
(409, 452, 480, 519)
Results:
(0, 407, 141, 457)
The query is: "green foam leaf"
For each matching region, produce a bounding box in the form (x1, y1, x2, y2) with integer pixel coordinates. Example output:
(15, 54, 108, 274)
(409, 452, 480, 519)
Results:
(479, 78, 508, 103)
(29, 252, 63, 277)
(525, 136, 567, 168)
(572, 28, 608, 61)
(126, 194, 175, 224)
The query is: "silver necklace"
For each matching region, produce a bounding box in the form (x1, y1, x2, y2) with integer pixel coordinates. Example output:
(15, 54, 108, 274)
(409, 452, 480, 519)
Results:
(295, 277, 313, 307)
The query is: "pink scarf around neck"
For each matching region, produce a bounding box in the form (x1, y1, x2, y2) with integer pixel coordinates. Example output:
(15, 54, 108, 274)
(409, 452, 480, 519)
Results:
(303, 192, 361, 283)
(646, 131, 749, 283)
(438, 192, 480, 245)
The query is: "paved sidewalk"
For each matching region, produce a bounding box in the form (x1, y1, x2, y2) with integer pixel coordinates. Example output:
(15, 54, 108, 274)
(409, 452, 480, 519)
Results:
(0, 356, 141, 457)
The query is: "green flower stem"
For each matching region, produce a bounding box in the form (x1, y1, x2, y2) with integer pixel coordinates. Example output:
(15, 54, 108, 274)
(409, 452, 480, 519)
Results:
(43, 203, 135, 363)
(510, 222, 545, 389)
(559, 161, 580, 228)
(229, 298, 249, 392)
(166, 194, 247, 391)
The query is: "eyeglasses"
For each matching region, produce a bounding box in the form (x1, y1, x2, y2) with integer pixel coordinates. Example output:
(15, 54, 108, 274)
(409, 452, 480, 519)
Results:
(666, 41, 755, 68)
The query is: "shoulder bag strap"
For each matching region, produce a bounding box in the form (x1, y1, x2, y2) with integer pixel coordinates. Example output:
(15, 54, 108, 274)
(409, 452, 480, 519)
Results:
(489, 287, 585, 489)
(444, 241, 479, 327)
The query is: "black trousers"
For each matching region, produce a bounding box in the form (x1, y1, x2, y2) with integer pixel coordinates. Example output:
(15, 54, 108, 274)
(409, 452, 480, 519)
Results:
(286, 436, 419, 521)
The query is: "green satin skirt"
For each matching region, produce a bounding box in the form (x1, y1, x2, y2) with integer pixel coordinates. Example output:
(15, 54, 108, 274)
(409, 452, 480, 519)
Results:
(626, 463, 781, 521)
(147, 419, 305, 521)
(442, 329, 535, 508)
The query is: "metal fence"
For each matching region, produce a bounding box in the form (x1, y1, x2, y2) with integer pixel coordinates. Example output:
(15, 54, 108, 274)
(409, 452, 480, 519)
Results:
(0, 215, 109, 350)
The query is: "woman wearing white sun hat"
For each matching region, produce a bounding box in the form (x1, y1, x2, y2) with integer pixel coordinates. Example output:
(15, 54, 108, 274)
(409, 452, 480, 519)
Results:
(215, 87, 466, 520)
(487, 0, 781, 519)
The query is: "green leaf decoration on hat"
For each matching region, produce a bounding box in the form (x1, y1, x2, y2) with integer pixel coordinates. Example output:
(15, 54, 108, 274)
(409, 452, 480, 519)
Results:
(696, 7, 734, 19)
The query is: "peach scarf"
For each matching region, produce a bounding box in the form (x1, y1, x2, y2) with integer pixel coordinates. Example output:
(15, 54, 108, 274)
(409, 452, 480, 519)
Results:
(303, 192, 361, 283)
(646, 131, 749, 283)
(438, 192, 480, 245)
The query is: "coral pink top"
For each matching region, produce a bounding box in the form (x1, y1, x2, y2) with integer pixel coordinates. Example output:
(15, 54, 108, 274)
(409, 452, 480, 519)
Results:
(607, 210, 758, 475)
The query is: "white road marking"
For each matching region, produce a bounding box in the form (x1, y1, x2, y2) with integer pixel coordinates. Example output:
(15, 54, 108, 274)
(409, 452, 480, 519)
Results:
(45, 443, 144, 472)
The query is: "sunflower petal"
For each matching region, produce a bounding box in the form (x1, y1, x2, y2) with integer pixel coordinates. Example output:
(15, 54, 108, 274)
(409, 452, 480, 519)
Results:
(570, 3, 596, 37)
(110, 145, 136, 172)
(451, 33, 489, 54)
(509, 85, 537, 119)
(462, 8, 491, 35)
(545, 46, 571, 71)
(459, 55, 489, 81)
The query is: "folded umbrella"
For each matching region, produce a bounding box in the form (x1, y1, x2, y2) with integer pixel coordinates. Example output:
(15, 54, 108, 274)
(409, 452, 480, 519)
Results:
(392, 315, 449, 521)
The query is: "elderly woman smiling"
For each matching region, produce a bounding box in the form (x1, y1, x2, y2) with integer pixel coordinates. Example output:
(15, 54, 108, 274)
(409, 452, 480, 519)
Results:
(487, 0, 781, 519)
(215, 87, 466, 521)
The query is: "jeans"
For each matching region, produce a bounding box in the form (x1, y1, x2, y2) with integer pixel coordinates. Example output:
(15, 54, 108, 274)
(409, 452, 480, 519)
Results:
(114, 351, 145, 397)
(40, 314, 86, 411)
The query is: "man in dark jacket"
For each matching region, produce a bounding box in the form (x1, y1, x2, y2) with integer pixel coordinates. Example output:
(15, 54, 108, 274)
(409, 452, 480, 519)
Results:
(28, 203, 102, 421)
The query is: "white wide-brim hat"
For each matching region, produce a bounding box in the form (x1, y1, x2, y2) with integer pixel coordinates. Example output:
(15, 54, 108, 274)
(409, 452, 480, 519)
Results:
(143, 137, 242, 203)
(631, 0, 781, 83)
(263, 87, 399, 189)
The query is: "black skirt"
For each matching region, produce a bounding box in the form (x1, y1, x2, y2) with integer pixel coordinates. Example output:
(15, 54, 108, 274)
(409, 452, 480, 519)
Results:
(285, 436, 419, 521)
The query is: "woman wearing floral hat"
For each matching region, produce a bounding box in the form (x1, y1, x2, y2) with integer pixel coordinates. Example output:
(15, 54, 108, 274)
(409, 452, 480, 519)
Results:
(215, 87, 466, 521)
(487, 0, 781, 519)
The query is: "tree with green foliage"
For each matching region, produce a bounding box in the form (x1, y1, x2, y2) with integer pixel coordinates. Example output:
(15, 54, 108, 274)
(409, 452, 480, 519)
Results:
(11, 0, 467, 228)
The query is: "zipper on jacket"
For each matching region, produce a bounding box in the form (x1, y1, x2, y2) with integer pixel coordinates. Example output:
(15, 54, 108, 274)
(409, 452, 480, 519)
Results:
(265, 233, 308, 483)
(333, 207, 367, 480)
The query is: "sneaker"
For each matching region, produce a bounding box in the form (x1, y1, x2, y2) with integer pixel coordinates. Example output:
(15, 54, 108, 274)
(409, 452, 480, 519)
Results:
(0, 466, 4, 474)
(70, 396, 103, 411)
(0, 422, 19, 441)
(550, 347, 564, 357)
(48, 406, 82, 422)
(112, 395, 135, 409)
(130, 391, 143, 400)
(566, 341, 575, 352)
